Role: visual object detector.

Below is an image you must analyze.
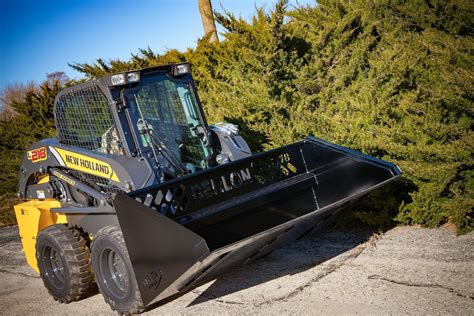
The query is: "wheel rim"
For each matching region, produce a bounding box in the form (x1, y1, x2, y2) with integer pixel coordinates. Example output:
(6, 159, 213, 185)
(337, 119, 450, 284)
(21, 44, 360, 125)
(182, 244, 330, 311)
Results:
(41, 245, 66, 290)
(98, 247, 130, 300)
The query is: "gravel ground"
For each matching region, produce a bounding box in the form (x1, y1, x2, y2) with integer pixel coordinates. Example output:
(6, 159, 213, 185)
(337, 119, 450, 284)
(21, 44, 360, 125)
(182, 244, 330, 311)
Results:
(0, 224, 472, 315)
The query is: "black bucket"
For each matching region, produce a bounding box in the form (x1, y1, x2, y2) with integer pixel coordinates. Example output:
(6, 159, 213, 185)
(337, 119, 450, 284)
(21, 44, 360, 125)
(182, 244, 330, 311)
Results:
(113, 136, 401, 306)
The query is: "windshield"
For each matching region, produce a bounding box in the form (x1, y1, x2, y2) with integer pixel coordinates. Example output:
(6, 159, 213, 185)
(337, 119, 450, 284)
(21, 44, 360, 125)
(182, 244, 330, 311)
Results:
(127, 73, 211, 172)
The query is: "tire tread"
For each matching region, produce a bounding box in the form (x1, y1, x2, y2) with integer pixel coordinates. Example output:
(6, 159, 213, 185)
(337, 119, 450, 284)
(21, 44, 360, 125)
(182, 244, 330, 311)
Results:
(93, 225, 145, 314)
(36, 224, 96, 303)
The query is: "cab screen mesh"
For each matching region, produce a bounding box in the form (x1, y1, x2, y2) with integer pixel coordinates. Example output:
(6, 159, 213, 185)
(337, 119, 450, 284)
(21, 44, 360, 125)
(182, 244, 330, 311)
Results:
(55, 85, 123, 155)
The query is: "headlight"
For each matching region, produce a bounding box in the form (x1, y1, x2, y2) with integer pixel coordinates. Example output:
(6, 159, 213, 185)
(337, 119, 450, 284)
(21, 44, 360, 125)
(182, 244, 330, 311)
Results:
(111, 74, 126, 86)
(110, 72, 140, 86)
(127, 72, 140, 83)
(173, 63, 191, 76)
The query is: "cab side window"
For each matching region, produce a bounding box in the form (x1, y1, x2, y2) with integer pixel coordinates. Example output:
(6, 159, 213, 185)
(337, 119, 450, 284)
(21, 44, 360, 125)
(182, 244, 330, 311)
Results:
(55, 86, 123, 155)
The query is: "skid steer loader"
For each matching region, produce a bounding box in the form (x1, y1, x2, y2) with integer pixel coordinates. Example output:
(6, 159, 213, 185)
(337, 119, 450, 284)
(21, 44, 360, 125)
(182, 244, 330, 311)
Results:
(14, 62, 401, 313)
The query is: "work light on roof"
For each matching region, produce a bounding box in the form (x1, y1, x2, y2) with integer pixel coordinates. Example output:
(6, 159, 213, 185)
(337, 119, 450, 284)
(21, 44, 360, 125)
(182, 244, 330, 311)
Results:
(110, 72, 140, 86)
(173, 63, 191, 76)
(127, 72, 140, 83)
(111, 74, 126, 86)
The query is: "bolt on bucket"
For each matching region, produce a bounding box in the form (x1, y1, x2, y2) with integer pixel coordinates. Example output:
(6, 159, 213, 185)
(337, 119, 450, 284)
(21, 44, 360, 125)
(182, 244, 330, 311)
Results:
(113, 136, 401, 306)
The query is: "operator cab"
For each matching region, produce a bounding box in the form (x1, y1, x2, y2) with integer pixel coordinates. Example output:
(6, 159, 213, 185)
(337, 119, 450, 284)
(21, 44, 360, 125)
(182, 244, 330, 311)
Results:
(54, 62, 250, 183)
(107, 64, 214, 179)
(123, 68, 212, 176)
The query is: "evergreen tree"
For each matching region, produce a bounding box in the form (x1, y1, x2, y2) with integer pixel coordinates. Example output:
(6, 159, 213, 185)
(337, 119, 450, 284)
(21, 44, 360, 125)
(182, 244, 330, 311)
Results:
(290, 0, 473, 232)
(2, 0, 472, 232)
(0, 78, 63, 226)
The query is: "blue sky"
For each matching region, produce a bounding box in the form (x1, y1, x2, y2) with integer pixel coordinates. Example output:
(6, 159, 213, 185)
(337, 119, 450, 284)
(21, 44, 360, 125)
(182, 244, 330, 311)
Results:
(0, 0, 314, 89)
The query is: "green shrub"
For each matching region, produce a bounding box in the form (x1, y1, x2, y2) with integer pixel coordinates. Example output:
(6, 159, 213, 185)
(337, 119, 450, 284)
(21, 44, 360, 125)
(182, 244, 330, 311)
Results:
(0, 81, 62, 226)
(288, 0, 473, 232)
(2, 0, 472, 232)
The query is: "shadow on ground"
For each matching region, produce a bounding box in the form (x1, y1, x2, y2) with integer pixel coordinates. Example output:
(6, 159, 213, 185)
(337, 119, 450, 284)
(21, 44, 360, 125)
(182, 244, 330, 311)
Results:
(146, 219, 379, 312)
(146, 182, 410, 312)
(187, 225, 376, 307)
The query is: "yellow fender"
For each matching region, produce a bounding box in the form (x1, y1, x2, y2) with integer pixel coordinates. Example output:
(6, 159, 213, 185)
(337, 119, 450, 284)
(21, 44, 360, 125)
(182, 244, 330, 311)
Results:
(14, 199, 67, 272)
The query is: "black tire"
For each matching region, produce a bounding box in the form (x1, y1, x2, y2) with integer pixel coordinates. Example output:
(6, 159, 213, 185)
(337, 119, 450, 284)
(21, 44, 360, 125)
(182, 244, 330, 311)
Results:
(91, 225, 145, 314)
(36, 224, 95, 303)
